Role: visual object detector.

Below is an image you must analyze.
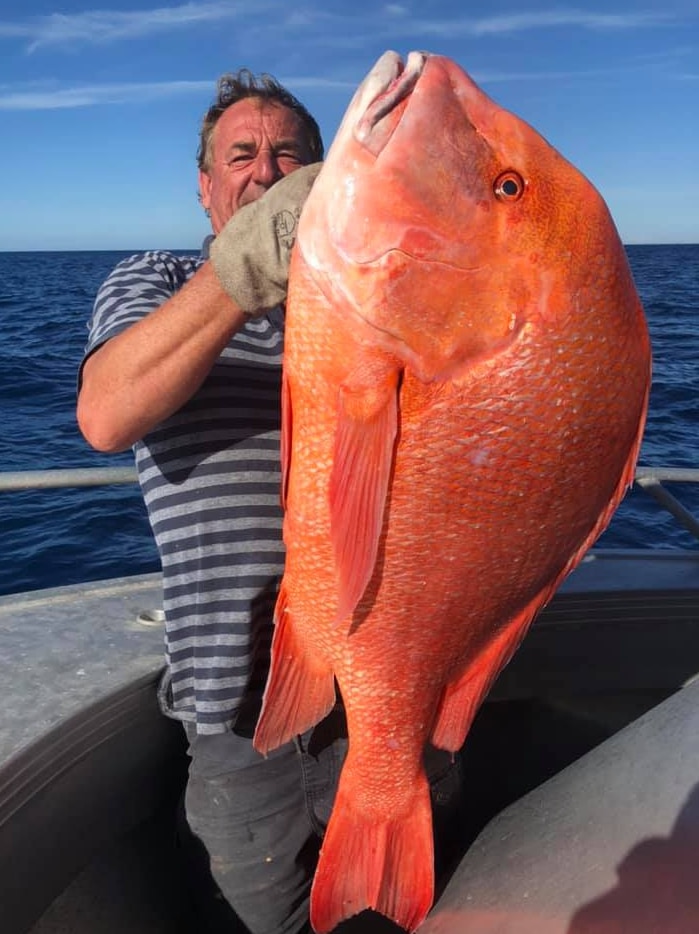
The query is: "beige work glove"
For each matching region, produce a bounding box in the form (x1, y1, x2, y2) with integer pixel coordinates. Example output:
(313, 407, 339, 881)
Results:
(210, 162, 322, 317)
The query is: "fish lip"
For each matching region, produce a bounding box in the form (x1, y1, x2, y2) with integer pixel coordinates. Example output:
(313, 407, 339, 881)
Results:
(354, 50, 428, 155)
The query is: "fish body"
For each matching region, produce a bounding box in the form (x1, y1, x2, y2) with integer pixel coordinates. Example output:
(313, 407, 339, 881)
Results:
(254, 51, 651, 932)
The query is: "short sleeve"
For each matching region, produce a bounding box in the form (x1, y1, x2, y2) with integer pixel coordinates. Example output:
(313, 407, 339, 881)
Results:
(84, 250, 202, 356)
(78, 250, 203, 388)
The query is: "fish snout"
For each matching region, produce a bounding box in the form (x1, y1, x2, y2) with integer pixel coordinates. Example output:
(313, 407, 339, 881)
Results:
(353, 50, 428, 156)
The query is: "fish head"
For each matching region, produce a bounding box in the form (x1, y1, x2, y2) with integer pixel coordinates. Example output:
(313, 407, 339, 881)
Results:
(299, 51, 634, 380)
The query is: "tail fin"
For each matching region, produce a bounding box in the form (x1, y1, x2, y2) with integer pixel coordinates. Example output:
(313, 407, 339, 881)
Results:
(310, 770, 434, 933)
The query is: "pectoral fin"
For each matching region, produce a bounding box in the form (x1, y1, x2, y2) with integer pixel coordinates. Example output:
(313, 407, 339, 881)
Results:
(329, 367, 401, 624)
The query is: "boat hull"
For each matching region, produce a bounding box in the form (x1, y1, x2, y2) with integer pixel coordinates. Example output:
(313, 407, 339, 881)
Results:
(2, 551, 699, 933)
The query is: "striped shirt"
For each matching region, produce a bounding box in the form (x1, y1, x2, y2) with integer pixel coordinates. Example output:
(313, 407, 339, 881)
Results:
(84, 248, 285, 734)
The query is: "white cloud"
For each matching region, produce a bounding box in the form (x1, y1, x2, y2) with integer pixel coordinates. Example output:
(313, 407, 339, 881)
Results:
(0, 80, 211, 110)
(386, 9, 672, 40)
(0, 2, 267, 52)
(0, 75, 355, 111)
(0, 5, 676, 55)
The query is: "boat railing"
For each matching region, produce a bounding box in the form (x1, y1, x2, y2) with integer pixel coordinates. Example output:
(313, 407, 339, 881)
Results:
(634, 467, 699, 543)
(1, 465, 698, 543)
(0, 466, 137, 491)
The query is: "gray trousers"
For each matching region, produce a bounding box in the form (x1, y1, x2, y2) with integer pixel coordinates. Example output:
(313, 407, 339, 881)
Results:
(183, 706, 463, 934)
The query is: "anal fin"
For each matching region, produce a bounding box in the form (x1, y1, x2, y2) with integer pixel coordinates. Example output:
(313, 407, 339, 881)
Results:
(253, 582, 336, 754)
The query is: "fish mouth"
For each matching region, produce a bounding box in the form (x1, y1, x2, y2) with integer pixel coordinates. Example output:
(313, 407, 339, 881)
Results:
(354, 50, 427, 156)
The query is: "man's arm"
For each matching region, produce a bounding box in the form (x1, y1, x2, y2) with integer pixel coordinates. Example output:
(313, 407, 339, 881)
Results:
(77, 163, 321, 453)
(77, 262, 245, 452)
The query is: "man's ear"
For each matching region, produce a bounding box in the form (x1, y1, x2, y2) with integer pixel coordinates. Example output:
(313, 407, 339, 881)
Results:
(198, 170, 212, 212)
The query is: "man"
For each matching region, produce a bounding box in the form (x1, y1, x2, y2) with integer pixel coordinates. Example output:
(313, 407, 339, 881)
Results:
(78, 70, 461, 933)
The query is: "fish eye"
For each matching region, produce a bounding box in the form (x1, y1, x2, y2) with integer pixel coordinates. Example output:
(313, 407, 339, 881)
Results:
(494, 171, 525, 202)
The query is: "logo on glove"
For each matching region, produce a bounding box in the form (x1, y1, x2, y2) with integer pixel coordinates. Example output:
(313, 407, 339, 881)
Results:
(274, 209, 299, 251)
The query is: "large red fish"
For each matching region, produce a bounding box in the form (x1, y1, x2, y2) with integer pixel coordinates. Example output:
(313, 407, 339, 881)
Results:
(254, 51, 651, 932)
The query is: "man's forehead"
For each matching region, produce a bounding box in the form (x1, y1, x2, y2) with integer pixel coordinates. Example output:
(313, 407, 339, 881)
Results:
(215, 98, 306, 147)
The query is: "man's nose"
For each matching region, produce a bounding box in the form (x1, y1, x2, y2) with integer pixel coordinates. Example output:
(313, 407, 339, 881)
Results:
(251, 151, 282, 187)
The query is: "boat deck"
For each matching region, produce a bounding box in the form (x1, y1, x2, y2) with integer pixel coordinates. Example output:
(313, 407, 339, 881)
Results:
(4, 545, 699, 766)
(2, 465, 699, 932)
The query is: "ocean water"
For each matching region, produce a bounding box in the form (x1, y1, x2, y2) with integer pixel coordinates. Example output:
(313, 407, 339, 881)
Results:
(0, 244, 698, 597)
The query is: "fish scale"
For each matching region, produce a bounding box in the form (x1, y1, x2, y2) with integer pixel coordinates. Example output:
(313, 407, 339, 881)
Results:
(254, 50, 651, 932)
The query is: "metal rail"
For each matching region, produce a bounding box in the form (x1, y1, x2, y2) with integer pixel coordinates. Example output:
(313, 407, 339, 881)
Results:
(1, 464, 698, 542)
(0, 467, 137, 491)
(634, 467, 699, 542)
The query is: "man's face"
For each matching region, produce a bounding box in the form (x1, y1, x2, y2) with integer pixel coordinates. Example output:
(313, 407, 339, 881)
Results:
(198, 98, 314, 234)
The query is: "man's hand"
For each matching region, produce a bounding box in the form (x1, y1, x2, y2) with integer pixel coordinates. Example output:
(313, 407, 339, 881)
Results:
(210, 162, 323, 317)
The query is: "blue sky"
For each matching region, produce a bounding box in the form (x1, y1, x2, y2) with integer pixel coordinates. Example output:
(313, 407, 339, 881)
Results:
(1, 2, 697, 251)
